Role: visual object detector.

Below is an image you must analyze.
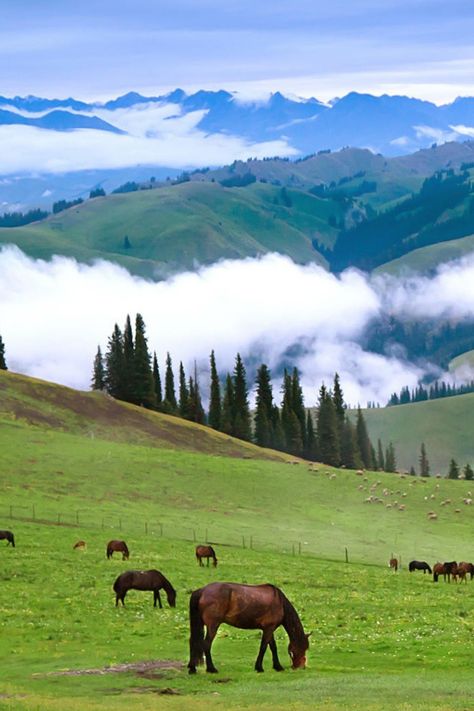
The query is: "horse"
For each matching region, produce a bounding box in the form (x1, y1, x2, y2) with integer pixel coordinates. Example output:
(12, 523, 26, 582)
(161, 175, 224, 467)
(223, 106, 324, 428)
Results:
(106, 540, 129, 560)
(433, 561, 457, 582)
(389, 558, 398, 572)
(408, 560, 431, 574)
(196, 544, 218, 567)
(0, 530, 15, 547)
(187, 582, 310, 674)
(113, 570, 176, 608)
(458, 562, 474, 581)
(73, 540, 86, 550)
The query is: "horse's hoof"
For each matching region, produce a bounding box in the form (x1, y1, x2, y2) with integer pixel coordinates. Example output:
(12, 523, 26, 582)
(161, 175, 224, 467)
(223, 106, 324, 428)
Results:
(274, 666, 284, 672)
(188, 668, 197, 675)
(255, 668, 264, 673)
(206, 668, 218, 674)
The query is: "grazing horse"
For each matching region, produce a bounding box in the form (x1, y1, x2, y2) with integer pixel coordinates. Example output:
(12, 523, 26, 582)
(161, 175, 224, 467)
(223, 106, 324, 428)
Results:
(433, 561, 458, 582)
(73, 540, 86, 550)
(113, 570, 176, 608)
(408, 560, 431, 574)
(187, 582, 310, 674)
(106, 540, 129, 560)
(458, 562, 474, 582)
(0, 530, 15, 547)
(196, 544, 218, 567)
(389, 558, 398, 572)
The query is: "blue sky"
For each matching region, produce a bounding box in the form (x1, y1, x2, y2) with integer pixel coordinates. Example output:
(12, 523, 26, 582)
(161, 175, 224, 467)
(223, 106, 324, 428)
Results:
(3, 0, 474, 102)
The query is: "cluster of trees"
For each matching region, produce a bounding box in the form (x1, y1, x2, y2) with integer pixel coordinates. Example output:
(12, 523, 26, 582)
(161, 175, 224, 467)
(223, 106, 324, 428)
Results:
(388, 379, 474, 406)
(92, 315, 398, 470)
(0, 208, 49, 227)
(0, 334, 7, 370)
(447, 460, 474, 480)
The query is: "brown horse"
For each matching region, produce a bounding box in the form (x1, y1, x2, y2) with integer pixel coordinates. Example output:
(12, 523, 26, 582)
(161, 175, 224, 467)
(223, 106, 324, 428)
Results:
(113, 570, 176, 608)
(106, 540, 129, 560)
(457, 562, 474, 582)
(187, 582, 310, 674)
(389, 558, 398, 572)
(196, 544, 217, 567)
(0, 530, 15, 547)
(73, 540, 86, 550)
(433, 561, 458, 582)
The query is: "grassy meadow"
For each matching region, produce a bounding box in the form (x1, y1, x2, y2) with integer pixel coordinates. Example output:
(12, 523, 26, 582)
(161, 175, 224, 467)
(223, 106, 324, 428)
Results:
(1, 372, 474, 710)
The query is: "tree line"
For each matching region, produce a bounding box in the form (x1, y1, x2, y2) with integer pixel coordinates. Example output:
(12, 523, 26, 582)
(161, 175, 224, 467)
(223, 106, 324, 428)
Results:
(92, 314, 399, 471)
(388, 379, 474, 406)
(0, 189, 107, 228)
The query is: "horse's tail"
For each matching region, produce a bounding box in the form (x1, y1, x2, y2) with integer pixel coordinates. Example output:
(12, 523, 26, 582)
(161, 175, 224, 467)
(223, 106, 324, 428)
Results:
(188, 589, 205, 673)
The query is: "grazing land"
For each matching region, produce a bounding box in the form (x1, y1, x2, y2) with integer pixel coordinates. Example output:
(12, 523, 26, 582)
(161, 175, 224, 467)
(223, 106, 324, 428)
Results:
(1, 371, 474, 710)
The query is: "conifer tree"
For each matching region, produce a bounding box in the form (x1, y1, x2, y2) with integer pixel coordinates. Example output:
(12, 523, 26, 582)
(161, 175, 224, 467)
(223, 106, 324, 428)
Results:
(356, 407, 373, 469)
(221, 373, 235, 435)
(208, 350, 222, 431)
(419, 442, 430, 477)
(122, 314, 135, 401)
(291, 367, 306, 448)
(463, 463, 474, 480)
(271, 405, 286, 451)
(133, 313, 156, 409)
(376, 438, 385, 471)
(152, 352, 162, 409)
(105, 324, 125, 399)
(305, 410, 318, 461)
(254, 363, 274, 448)
(163, 352, 177, 413)
(0, 334, 7, 370)
(317, 384, 340, 466)
(233, 353, 251, 441)
(91, 345, 105, 390)
(385, 442, 397, 473)
(448, 459, 459, 479)
(332, 373, 345, 430)
(188, 373, 205, 424)
(409, 465, 416, 476)
(179, 362, 190, 418)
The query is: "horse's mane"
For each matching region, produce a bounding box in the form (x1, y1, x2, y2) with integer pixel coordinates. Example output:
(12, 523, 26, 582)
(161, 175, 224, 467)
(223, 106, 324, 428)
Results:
(161, 573, 176, 599)
(278, 588, 306, 646)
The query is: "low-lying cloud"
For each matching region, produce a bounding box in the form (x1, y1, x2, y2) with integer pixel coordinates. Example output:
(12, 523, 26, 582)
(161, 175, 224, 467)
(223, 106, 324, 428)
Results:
(1, 247, 474, 407)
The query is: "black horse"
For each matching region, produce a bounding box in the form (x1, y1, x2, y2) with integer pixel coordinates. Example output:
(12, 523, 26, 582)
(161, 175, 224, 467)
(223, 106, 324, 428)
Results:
(113, 569, 176, 608)
(408, 560, 431, 574)
(0, 530, 15, 547)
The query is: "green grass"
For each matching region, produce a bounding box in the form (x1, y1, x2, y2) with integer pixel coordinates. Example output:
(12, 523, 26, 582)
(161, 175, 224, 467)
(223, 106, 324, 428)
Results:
(376, 233, 474, 275)
(449, 350, 474, 374)
(351, 394, 474, 474)
(1, 371, 474, 710)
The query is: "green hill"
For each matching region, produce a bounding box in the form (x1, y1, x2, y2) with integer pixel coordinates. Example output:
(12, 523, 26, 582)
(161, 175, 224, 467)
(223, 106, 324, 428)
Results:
(449, 349, 474, 373)
(352, 394, 474, 473)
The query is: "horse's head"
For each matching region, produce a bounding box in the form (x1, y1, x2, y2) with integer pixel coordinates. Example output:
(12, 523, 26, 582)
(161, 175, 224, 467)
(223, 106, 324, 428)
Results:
(213, 558, 218, 567)
(168, 588, 177, 608)
(288, 632, 311, 669)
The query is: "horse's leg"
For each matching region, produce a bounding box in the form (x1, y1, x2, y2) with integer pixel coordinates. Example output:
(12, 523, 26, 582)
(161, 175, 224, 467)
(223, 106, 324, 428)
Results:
(154, 590, 162, 608)
(207, 557, 210, 567)
(203, 623, 219, 673)
(254, 628, 275, 672)
(269, 635, 284, 671)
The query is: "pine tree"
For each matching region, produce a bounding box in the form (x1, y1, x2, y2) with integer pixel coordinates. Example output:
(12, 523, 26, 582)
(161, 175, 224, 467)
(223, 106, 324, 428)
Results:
(448, 459, 459, 479)
(376, 438, 385, 471)
(0, 334, 7, 370)
(409, 465, 416, 476)
(221, 374, 235, 435)
(419, 442, 430, 477)
(356, 407, 373, 469)
(254, 364, 274, 448)
(291, 368, 306, 449)
(463, 463, 474, 481)
(233, 353, 251, 441)
(91, 345, 105, 390)
(179, 362, 190, 418)
(105, 324, 125, 399)
(132, 313, 156, 409)
(152, 352, 162, 409)
(208, 350, 222, 431)
(163, 352, 177, 413)
(305, 410, 318, 461)
(385, 442, 397, 473)
(316, 384, 340, 466)
(122, 314, 135, 401)
(188, 372, 205, 424)
(340, 417, 361, 469)
(332, 373, 345, 430)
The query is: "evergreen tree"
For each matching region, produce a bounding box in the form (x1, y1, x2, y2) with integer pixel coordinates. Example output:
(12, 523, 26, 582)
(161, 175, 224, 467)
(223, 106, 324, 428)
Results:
(233, 353, 251, 441)
(376, 438, 385, 471)
(254, 364, 274, 448)
(152, 352, 162, 409)
(291, 368, 306, 448)
(316, 384, 340, 466)
(409, 465, 416, 476)
(271, 405, 286, 451)
(221, 374, 235, 435)
(132, 313, 156, 409)
(163, 352, 177, 413)
(208, 350, 222, 431)
(385, 442, 397, 473)
(448, 459, 459, 479)
(463, 463, 474, 481)
(356, 407, 373, 469)
(188, 370, 205, 424)
(340, 417, 361, 469)
(91, 345, 105, 390)
(105, 324, 125, 399)
(178, 362, 190, 418)
(419, 442, 430, 477)
(305, 410, 318, 461)
(0, 334, 7, 370)
(122, 314, 135, 402)
(332, 373, 345, 430)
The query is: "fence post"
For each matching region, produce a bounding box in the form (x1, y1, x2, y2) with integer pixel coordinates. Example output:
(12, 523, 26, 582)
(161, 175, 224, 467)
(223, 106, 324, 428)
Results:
(205, 528, 208, 542)
(292, 544, 295, 556)
(159, 523, 163, 537)
(76, 511, 79, 525)
(345, 547, 349, 563)
(119, 518, 122, 531)
(250, 536, 253, 550)
(101, 518, 104, 530)
(242, 536, 246, 548)
(298, 542, 302, 555)
(145, 521, 148, 535)
(9, 505, 12, 519)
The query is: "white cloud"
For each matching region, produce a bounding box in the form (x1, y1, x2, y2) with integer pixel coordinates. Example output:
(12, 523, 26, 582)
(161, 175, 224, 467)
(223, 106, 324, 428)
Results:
(2, 247, 473, 407)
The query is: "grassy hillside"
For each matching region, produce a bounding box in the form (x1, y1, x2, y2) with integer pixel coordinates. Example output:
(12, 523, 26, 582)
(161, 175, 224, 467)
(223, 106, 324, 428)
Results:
(1, 371, 474, 710)
(449, 349, 474, 373)
(353, 394, 474, 473)
(377, 232, 474, 274)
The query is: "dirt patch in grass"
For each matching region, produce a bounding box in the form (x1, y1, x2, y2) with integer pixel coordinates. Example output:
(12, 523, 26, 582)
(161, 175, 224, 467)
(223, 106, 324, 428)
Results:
(39, 659, 184, 677)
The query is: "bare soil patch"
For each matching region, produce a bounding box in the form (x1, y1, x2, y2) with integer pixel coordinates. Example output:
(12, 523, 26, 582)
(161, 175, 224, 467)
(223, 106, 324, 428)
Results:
(38, 659, 184, 677)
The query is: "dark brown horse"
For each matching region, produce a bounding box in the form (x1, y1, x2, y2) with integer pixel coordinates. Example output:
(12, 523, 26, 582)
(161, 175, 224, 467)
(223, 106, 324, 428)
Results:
(113, 570, 176, 608)
(389, 558, 398, 572)
(187, 582, 310, 674)
(0, 530, 15, 547)
(433, 561, 458, 582)
(106, 540, 129, 560)
(196, 544, 217, 567)
(409, 560, 431, 574)
(73, 540, 86, 550)
(458, 562, 474, 581)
